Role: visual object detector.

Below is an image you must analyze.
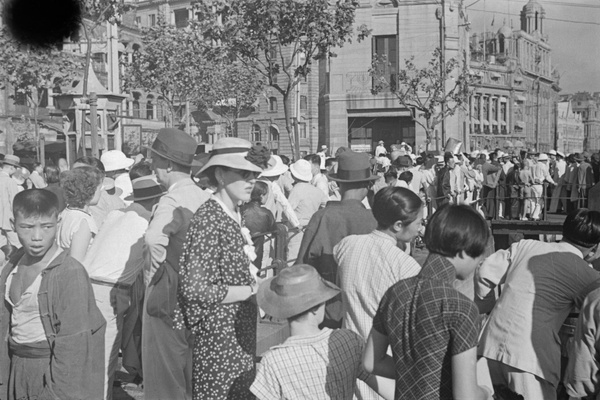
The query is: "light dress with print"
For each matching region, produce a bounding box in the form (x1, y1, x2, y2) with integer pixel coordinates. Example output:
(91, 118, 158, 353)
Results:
(176, 198, 257, 400)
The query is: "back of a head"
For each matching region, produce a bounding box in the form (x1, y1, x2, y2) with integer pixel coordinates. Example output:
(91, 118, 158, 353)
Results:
(73, 156, 105, 173)
(44, 165, 61, 184)
(129, 161, 153, 181)
(60, 166, 104, 208)
(425, 204, 489, 258)
(444, 151, 453, 164)
(372, 186, 422, 229)
(13, 189, 59, 220)
(399, 170, 413, 183)
(304, 154, 321, 167)
(250, 180, 269, 202)
(563, 209, 600, 248)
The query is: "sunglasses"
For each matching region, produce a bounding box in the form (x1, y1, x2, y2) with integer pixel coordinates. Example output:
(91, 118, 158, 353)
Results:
(224, 167, 260, 180)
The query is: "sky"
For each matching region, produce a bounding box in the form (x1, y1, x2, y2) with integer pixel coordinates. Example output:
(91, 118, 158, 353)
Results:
(465, 0, 600, 95)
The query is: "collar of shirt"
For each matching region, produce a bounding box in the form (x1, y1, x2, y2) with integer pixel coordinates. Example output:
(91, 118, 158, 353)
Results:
(371, 229, 397, 245)
(271, 328, 332, 350)
(557, 241, 584, 259)
(420, 253, 456, 283)
(325, 199, 368, 209)
(0, 171, 9, 178)
(212, 195, 242, 226)
(167, 178, 196, 194)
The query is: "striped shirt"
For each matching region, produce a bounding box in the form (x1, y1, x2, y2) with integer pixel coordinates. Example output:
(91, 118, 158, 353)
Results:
(251, 328, 369, 400)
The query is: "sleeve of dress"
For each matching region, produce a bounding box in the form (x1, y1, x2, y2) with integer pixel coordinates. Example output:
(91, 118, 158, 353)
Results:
(564, 289, 600, 398)
(250, 356, 284, 400)
(273, 184, 300, 228)
(178, 211, 228, 307)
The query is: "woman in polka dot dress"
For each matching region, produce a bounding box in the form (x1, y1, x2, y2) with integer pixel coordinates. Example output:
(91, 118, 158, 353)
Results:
(176, 138, 270, 399)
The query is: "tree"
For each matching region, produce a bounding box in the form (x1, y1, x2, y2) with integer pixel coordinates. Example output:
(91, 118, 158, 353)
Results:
(371, 48, 477, 152)
(194, 0, 370, 159)
(0, 28, 83, 163)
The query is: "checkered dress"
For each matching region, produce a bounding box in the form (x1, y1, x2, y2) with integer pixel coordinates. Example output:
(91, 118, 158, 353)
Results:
(373, 254, 479, 400)
(251, 328, 369, 399)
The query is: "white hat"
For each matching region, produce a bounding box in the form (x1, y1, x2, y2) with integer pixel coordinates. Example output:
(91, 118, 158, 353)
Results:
(557, 151, 566, 158)
(497, 151, 505, 159)
(538, 153, 549, 161)
(290, 159, 313, 182)
(549, 149, 557, 156)
(260, 155, 288, 178)
(101, 150, 135, 172)
(470, 150, 480, 158)
(199, 137, 264, 174)
(321, 145, 327, 150)
(435, 155, 444, 164)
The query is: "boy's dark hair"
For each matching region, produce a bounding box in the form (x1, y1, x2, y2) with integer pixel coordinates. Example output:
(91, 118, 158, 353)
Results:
(384, 166, 398, 181)
(250, 180, 269, 202)
(280, 155, 291, 166)
(372, 186, 422, 229)
(325, 157, 337, 168)
(44, 165, 61, 184)
(13, 189, 59, 219)
(425, 204, 489, 258)
(129, 161, 153, 181)
(74, 156, 105, 172)
(444, 152, 453, 163)
(304, 154, 321, 167)
(399, 170, 413, 183)
(562, 209, 600, 248)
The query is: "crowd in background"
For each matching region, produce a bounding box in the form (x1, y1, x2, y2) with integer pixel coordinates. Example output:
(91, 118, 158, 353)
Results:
(2, 132, 600, 400)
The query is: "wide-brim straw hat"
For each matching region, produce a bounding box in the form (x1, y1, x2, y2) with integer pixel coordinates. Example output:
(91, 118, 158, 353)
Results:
(328, 151, 379, 182)
(2, 155, 21, 168)
(145, 128, 197, 167)
(198, 138, 263, 174)
(124, 175, 167, 201)
(289, 159, 313, 182)
(260, 155, 288, 178)
(257, 264, 341, 319)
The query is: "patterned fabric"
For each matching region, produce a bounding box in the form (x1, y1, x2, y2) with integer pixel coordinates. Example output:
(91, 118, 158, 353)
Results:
(251, 328, 368, 400)
(177, 199, 256, 400)
(335, 230, 421, 400)
(372, 254, 479, 400)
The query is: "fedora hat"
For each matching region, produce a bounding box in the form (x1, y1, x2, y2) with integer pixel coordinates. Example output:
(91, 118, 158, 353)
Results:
(101, 150, 135, 172)
(574, 153, 584, 162)
(199, 138, 265, 175)
(260, 155, 288, 178)
(191, 153, 211, 177)
(124, 175, 167, 201)
(257, 264, 341, 319)
(328, 151, 378, 183)
(289, 159, 313, 182)
(2, 155, 21, 168)
(146, 128, 197, 167)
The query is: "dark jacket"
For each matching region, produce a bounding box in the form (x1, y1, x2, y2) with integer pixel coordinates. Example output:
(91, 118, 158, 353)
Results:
(0, 249, 106, 400)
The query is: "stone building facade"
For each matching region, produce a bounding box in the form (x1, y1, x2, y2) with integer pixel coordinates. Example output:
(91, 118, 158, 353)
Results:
(569, 92, 600, 152)
(556, 100, 584, 154)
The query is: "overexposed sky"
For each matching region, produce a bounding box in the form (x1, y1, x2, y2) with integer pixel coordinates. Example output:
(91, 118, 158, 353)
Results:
(465, 0, 600, 94)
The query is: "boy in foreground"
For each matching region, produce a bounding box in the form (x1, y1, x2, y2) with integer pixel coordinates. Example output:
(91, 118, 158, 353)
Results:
(252, 264, 393, 400)
(0, 189, 105, 400)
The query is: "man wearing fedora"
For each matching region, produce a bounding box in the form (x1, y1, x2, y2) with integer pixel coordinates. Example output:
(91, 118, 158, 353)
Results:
(0, 155, 23, 255)
(251, 264, 393, 400)
(83, 170, 166, 399)
(296, 151, 378, 328)
(143, 128, 211, 400)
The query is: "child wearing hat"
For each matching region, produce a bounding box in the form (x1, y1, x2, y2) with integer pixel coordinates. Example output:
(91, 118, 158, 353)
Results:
(252, 264, 393, 400)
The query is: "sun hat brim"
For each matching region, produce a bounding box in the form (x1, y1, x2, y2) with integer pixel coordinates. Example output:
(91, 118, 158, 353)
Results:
(260, 163, 288, 178)
(198, 153, 263, 175)
(104, 157, 135, 172)
(124, 189, 166, 202)
(257, 275, 341, 320)
(2, 159, 21, 168)
(289, 164, 312, 182)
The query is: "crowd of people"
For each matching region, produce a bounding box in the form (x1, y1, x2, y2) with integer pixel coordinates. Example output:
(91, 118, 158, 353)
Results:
(2, 130, 600, 400)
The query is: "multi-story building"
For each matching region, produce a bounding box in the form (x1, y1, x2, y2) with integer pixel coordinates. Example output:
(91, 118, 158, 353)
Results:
(468, 0, 560, 153)
(319, 0, 470, 154)
(556, 100, 584, 154)
(129, 0, 320, 156)
(569, 92, 600, 151)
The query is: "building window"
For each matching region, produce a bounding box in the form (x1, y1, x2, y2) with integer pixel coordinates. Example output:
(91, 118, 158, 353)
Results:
(300, 95, 307, 111)
(149, 14, 156, 26)
(135, 16, 141, 26)
(38, 88, 49, 108)
(14, 88, 27, 106)
(251, 124, 261, 142)
(132, 92, 141, 118)
(299, 123, 307, 139)
(146, 96, 154, 119)
(174, 9, 189, 28)
(268, 97, 278, 112)
(156, 98, 164, 121)
(373, 35, 397, 90)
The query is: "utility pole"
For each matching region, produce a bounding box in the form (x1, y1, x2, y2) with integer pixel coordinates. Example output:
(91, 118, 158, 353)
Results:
(535, 52, 541, 151)
(90, 92, 99, 158)
(438, 0, 447, 149)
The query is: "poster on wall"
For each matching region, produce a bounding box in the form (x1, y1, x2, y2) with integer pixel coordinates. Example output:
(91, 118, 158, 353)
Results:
(123, 125, 142, 155)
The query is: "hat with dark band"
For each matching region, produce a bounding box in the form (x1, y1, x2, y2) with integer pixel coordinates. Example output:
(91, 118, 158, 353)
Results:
(124, 175, 167, 201)
(1, 155, 21, 168)
(146, 128, 197, 167)
(257, 264, 341, 319)
(328, 151, 379, 183)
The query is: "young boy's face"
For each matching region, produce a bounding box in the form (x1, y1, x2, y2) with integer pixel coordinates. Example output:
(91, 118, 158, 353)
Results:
(14, 212, 58, 259)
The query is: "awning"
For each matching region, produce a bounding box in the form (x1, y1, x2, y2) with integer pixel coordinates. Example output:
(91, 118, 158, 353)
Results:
(514, 76, 523, 82)
(491, 120, 498, 125)
(500, 120, 507, 125)
(482, 119, 490, 125)
(500, 97, 507, 103)
(471, 117, 480, 124)
(515, 95, 526, 102)
(491, 72, 501, 79)
(347, 110, 412, 118)
(515, 121, 525, 128)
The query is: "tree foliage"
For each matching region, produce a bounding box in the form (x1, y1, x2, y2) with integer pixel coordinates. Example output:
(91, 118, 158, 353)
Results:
(194, 0, 370, 158)
(371, 48, 477, 150)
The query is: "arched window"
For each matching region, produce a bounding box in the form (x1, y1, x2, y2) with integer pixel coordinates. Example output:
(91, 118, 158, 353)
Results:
(251, 124, 261, 142)
(132, 92, 141, 118)
(146, 95, 154, 119)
